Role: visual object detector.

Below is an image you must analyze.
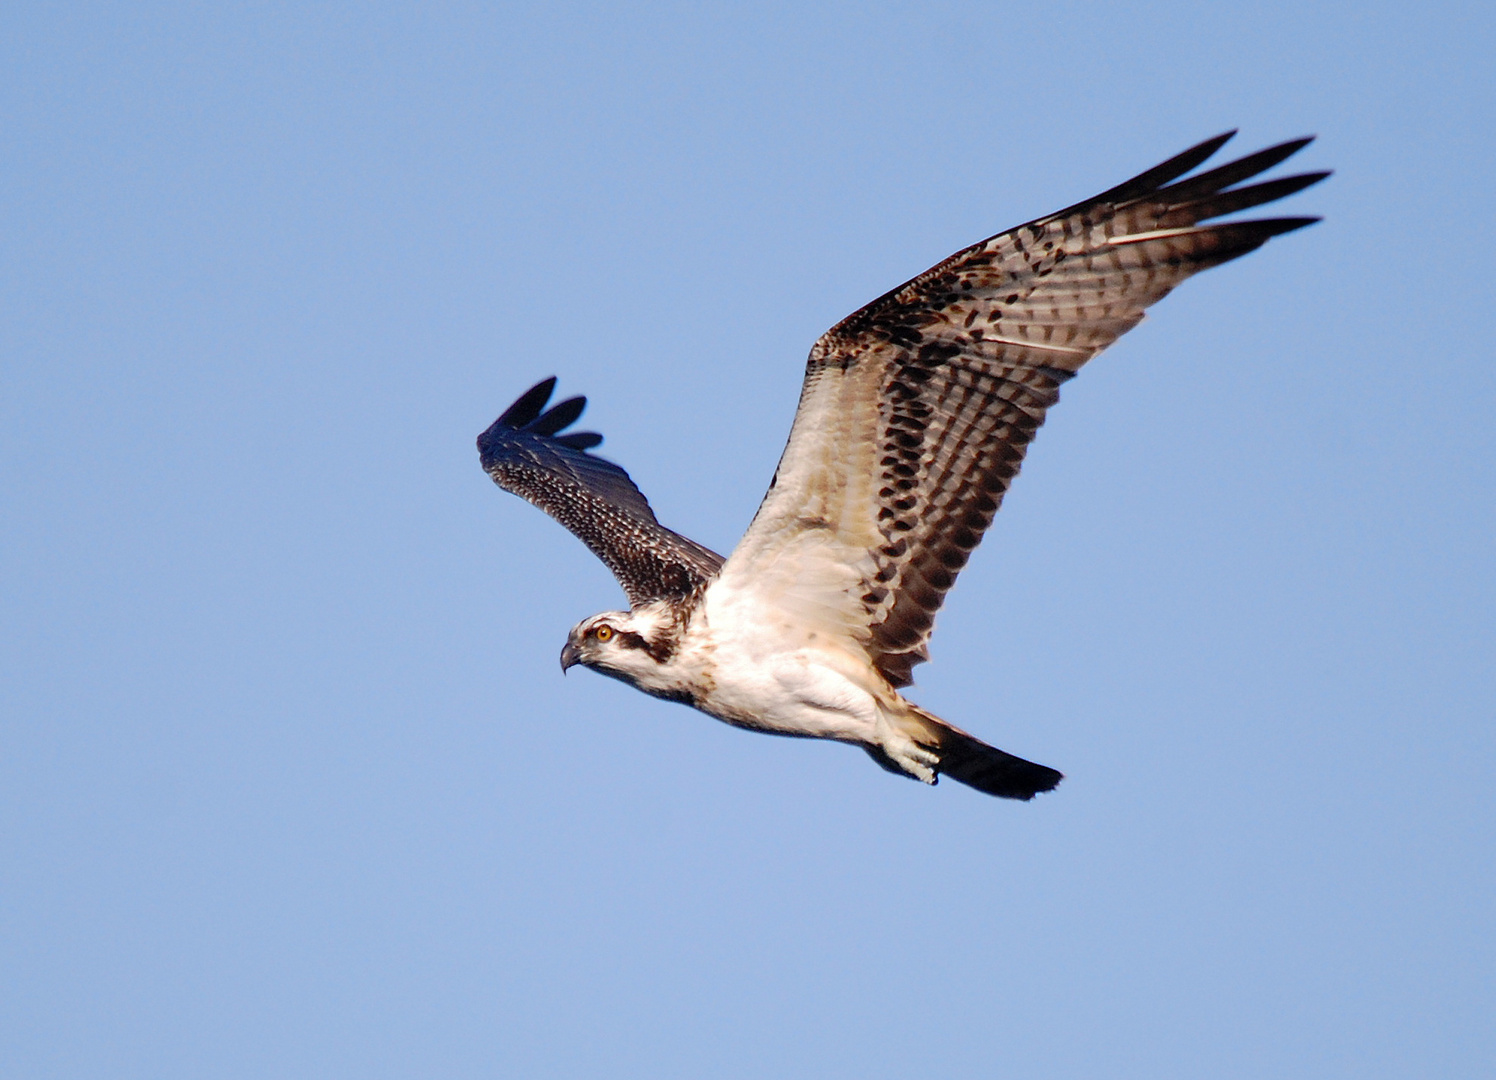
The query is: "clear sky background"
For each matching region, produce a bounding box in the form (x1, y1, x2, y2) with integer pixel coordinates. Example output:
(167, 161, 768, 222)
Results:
(3, 3, 1492, 1078)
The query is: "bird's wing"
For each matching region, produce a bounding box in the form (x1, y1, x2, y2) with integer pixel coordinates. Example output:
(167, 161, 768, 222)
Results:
(713, 132, 1327, 686)
(478, 378, 724, 607)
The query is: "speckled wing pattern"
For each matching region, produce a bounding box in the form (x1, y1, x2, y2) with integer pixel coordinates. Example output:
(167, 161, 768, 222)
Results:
(478, 378, 724, 607)
(719, 132, 1328, 687)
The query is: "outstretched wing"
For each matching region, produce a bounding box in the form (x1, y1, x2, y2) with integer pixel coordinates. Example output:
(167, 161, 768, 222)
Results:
(478, 378, 724, 607)
(714, 132, 1328, 686)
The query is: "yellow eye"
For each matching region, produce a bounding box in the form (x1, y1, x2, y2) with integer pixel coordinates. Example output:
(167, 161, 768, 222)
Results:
(593, 625, 614, 642)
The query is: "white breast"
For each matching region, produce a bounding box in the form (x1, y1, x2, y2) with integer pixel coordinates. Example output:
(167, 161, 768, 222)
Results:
(683, 578, 886, 743)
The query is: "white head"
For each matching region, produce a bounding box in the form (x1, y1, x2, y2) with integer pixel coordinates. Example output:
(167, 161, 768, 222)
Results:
(558, 605, 682, 695)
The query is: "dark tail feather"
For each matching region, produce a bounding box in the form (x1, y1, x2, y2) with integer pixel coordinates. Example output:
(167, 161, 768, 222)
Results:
(936, 726, 1063, 800)
(902, 704, 1063, 800)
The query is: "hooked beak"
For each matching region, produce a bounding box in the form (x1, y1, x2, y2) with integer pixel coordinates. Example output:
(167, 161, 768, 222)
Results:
(559, 639, 580, 673)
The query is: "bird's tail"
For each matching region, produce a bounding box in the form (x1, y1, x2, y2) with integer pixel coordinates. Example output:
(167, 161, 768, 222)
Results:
(872, 703, 1063, 800)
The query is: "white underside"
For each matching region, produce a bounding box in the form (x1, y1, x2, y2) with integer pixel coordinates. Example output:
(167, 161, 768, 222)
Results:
(643, 581, 941, 782)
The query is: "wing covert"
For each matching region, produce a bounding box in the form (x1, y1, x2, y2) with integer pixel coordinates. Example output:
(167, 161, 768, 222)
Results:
(716, 133, 1328, 686)
(478, 378, 724, 607)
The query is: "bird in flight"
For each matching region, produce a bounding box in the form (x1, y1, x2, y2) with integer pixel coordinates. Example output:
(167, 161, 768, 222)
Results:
(478, 132, 1327, 799)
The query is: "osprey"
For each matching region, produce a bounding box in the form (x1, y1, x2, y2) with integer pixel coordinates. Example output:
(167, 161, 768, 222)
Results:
(478, 132, 1327, 799)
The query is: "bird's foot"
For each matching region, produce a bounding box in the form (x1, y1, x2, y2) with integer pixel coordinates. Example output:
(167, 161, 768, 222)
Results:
(876, 725, 941, 785)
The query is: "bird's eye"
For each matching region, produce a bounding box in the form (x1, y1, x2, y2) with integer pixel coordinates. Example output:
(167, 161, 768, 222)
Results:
(593, 625, 614, 642)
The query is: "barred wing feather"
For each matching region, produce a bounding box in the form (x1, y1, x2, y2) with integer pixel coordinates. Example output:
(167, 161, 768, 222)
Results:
(716, 132, 1327, 686)
(478, 378, 724, 607)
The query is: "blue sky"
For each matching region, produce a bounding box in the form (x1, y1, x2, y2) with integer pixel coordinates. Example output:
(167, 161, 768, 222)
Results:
(3, 3, 1492, 1077)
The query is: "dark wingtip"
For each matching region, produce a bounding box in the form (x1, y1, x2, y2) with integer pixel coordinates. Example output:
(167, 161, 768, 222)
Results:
(1256, 215, 1323, 237)
(478, 379, 608, 463)
(1164, 130, 1239, 172)
(1160, 136, 1323, 205)
(1049, 130, 1237, 219)
(1202, 128, 1240, 154)
(532, 395, 587, 436)
(1282, 169, 1334, 191)
(1111, 129, 1237, 196)
(495, 377, 558, 429)
(1257, 135, 1315, 161)
(479, 377, 555, 460)
(554, 431, 604, 450)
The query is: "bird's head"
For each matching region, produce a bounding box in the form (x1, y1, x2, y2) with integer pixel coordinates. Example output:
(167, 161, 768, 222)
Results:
(559, 606, 678, 690)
